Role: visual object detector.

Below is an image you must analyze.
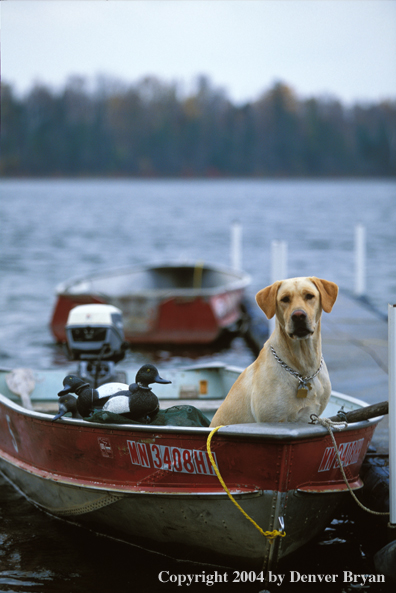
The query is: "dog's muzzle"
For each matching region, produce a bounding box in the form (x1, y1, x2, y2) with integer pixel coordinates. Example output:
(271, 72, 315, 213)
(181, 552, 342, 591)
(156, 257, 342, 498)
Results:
(289, 309, 313, 338)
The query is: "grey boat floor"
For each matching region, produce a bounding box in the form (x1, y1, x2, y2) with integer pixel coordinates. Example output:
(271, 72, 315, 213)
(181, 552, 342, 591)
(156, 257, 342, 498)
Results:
(321, 291, 389, 454)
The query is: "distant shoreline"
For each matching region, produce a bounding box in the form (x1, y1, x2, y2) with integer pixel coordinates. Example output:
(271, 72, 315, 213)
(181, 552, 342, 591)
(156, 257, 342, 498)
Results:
(3, 80, 395, 178)
(1, 174, 395, 180)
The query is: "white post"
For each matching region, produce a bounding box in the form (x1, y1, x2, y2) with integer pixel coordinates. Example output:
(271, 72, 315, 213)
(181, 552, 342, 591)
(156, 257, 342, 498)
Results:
(354, 224, 366, 297)
(271, 240, 288, 285)
(269, 241, 288, 335)
(388, 304, 396, 525)
(230, 220, 242, 270)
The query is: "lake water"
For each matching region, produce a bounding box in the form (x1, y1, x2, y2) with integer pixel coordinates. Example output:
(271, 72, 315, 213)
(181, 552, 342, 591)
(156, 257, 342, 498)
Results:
(0, 178, 395, 592)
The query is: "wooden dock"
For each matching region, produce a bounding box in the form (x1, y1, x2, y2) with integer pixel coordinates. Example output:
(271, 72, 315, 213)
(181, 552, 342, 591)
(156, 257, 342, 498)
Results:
(321, 291, 388, 454)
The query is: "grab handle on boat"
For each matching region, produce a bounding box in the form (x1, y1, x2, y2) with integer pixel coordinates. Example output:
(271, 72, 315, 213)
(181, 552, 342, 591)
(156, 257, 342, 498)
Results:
(327, 400, 388, 424)
(206, 426, 286, 543)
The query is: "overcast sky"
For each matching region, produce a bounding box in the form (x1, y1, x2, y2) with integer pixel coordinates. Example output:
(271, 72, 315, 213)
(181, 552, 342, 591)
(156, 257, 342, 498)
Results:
(2, 0, 396, 105)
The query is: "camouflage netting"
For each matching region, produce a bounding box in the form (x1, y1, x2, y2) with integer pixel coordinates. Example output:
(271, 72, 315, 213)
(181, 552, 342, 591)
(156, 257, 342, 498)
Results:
(86, 405, 210, 427)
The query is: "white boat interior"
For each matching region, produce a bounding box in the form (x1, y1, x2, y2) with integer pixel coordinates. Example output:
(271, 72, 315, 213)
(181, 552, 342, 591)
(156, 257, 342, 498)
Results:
(56, 262, 251, 298)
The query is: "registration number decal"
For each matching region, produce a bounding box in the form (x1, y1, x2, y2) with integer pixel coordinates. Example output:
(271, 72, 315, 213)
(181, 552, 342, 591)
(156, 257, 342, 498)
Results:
(127, 440, 218, 475)
(98, 437, 113, 458)
(318, 438, 364, 472)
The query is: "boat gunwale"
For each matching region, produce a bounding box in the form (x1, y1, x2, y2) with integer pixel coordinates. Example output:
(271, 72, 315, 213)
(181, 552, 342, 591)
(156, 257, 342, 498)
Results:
(0, 390, 382, 441)
(54, 260, 251, 298)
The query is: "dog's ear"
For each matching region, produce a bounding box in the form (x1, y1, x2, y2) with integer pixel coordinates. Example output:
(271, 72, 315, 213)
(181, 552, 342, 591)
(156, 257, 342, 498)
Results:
(256, 281, 282, 319)
(310, 277, 338, 313)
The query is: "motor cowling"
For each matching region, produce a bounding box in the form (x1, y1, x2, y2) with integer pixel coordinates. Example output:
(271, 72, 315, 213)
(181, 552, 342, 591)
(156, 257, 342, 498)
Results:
(65, 304, 126, 363)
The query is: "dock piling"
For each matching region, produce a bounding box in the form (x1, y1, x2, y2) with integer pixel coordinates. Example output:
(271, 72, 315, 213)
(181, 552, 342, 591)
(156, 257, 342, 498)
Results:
(354, 224, 366, 297)
(230, 221, 242, 270)
(388, 304, 396, 528)
(269, 241, 288, 335)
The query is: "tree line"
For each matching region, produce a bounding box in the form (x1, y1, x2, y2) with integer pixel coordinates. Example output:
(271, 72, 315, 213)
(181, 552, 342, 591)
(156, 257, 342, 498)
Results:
(1, 75, 395, 177)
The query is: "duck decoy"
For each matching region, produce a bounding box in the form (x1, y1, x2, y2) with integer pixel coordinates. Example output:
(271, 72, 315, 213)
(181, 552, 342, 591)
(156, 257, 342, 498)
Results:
(53, 394, 83, 421)
(58, 375, 128, 417)
(97, 381, 129, 397)
(102, 364, 171, 423)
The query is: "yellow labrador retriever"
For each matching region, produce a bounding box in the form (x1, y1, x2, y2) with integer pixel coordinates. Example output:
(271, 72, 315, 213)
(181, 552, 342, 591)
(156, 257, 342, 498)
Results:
(210, 277, 338, 425)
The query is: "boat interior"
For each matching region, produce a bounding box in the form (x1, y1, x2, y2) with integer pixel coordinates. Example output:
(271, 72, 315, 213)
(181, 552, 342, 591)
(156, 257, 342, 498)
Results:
(65, 264, 247, 296)
(0, 364, 236, 421)
(0, 364, 368, 427)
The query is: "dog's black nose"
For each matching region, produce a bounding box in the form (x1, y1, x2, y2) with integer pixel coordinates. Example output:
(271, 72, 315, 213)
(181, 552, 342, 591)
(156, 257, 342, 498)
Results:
(292, 310, 307, 323)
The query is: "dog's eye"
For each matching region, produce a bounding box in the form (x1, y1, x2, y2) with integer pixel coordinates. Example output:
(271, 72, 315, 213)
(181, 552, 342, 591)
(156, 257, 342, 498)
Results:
(305, 293, 315, 300)
(280, 296, 290, 303)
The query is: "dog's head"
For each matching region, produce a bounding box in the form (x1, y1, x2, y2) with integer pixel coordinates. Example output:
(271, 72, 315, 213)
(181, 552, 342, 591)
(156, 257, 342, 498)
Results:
(256, 277, 338, 339)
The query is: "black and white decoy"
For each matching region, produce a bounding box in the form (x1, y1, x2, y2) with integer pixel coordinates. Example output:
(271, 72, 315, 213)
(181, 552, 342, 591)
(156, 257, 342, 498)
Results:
(102, 364, 171, 423)
(57, 375, 128, 418)
(53, 394, 83, 421)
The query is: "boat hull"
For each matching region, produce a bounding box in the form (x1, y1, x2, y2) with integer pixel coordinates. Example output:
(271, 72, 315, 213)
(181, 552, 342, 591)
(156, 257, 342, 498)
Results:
(0, 388, 380, 569)
(50, 262, 251, 345)
(0, 456, 347, 569)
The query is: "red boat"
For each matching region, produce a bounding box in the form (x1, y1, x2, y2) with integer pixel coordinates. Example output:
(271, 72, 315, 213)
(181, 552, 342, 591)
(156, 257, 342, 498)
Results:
(50, 261, 251, 345)
(0, 364, 382, 570)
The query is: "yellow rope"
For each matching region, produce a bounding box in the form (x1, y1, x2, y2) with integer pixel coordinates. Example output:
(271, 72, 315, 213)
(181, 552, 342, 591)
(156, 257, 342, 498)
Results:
(206, 426, 286, 543)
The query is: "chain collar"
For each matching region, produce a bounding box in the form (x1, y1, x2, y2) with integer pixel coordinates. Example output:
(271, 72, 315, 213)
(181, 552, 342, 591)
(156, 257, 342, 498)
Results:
(270, 345, 324, 390)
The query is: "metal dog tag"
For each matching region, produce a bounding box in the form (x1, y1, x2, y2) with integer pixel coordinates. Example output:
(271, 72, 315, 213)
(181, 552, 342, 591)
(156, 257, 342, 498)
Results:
(297, 387, 308, 398)
(296, 381, 312, 398)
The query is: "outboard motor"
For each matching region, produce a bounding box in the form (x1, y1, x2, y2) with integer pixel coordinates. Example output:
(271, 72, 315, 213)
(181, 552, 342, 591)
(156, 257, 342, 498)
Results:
(65, 304, 128, 387)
